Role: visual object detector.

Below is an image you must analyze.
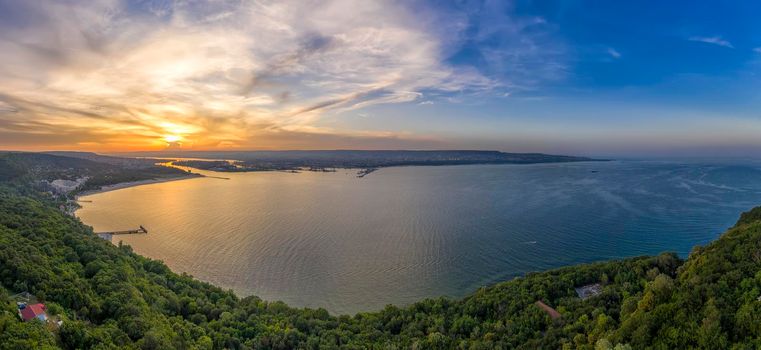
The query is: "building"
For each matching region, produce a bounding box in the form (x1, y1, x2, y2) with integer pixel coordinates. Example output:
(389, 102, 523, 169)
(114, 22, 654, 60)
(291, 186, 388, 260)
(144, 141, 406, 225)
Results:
(18, 303, 47, 322)
(575, 283, 603, 300)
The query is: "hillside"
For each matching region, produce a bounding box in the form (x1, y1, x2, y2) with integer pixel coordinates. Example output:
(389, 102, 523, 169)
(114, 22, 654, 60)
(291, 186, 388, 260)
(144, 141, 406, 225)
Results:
(0, 152, 195, 193)
(0, 153, 759, 349)
(42, 152, 165, 169)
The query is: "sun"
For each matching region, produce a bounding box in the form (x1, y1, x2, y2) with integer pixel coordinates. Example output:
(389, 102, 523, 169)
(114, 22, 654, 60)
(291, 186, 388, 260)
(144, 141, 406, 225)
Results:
(164, 135, 182, 143)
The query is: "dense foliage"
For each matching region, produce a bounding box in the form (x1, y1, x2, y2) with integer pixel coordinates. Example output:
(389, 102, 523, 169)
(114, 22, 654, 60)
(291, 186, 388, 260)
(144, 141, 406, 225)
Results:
(0, 152, 759, 349)
(737, 206, 761, 227)
(0, 152, 193, 191)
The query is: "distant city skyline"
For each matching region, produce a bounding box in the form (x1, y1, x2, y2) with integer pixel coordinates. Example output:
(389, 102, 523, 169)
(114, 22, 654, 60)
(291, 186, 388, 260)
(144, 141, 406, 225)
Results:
(0, 0, 759, 157)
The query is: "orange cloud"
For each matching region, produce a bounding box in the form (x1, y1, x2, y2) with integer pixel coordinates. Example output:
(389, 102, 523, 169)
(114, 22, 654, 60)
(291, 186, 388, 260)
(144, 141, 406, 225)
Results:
(0, 0, 495, 151)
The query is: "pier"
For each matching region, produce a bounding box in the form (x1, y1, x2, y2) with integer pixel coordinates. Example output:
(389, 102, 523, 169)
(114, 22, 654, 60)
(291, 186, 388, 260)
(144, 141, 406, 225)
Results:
(95, 225, 148, 241)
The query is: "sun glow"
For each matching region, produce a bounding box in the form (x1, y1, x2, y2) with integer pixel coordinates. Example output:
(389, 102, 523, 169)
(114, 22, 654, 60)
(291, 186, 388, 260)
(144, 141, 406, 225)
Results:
(164, 135, 182, 143)
(159, 121, 199, 146)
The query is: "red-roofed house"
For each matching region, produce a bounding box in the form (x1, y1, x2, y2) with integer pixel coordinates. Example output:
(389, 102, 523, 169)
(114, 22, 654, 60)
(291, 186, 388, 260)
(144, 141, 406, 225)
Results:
(18, 303, 47, 322)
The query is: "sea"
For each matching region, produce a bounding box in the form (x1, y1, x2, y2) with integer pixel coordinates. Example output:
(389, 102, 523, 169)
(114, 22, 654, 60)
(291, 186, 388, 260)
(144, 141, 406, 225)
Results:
(77, 159, 761, 314)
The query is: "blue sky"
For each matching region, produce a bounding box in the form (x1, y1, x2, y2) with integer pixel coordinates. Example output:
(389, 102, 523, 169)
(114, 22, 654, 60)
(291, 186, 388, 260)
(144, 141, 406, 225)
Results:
(332, 0, 761, 157)
(0, 0, 759, 156)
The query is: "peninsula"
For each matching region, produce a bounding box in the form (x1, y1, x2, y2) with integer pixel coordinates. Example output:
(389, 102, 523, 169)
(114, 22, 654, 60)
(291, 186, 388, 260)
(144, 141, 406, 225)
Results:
(116, 150, 601, 173)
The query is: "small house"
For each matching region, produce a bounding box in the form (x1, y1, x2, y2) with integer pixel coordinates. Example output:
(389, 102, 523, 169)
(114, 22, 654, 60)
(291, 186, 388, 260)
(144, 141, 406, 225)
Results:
(18, 303, 47, 322)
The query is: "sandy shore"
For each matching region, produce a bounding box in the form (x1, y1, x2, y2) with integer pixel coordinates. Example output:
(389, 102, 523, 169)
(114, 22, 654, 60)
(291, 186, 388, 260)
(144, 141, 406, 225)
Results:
(75, 173, 203, 199)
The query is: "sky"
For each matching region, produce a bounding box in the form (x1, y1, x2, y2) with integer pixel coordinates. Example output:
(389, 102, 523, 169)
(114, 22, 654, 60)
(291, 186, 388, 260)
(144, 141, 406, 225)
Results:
(0, 0, 759, 157)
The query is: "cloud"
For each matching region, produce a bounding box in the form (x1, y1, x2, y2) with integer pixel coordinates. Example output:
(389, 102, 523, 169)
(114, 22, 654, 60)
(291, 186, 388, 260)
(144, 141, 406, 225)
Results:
(0, 101, 18, 113)
(607, 48, 621, 59)
(754, 47, 761, 53)
(0, 0, 564, 151)
(452, 1, 567, 89)
(688, 36, 734, 48)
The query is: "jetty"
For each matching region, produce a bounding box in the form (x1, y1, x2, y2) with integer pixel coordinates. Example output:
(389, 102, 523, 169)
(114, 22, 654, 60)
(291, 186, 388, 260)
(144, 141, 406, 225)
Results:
(95, 225, 148, 241)
(356, 168, 378, 178)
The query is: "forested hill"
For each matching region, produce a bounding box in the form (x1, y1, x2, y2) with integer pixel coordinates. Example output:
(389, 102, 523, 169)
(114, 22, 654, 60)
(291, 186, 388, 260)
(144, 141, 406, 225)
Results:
(0, 152, 195, 192)
(0, 152, 760, 349)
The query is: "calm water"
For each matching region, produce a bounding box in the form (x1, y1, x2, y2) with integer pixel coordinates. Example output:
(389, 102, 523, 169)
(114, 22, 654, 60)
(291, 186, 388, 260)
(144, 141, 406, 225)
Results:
(77, 160, 761, 314)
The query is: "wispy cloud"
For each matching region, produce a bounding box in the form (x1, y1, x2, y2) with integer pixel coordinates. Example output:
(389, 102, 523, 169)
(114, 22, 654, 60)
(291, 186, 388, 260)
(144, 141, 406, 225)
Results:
(459, 1, 567, 88)
(0, 101, 18, 113)
(688, 36, 734, 48)
(754, 47, 761, 53)
(607, 48, 621, 59)
(0, 0, 565, 151)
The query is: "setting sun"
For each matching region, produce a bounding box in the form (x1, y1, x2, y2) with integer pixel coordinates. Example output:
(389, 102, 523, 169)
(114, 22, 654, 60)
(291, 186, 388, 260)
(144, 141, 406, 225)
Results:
(164, 135, 182, 143)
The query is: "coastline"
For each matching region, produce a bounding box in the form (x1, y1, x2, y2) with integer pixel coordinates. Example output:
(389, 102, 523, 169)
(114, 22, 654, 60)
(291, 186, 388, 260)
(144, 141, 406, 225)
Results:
(75, 173, 203, 199)
(174, 159, 609, 173)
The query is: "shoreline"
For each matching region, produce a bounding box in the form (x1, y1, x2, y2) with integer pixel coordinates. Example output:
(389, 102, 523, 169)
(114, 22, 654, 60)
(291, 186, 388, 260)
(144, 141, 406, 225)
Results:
(169, 159, 610, 179)
(75, 173, 203, 199)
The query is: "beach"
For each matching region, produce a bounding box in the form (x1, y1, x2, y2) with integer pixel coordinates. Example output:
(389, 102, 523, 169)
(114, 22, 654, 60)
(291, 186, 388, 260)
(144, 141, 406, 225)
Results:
(75, 173, 203, 199)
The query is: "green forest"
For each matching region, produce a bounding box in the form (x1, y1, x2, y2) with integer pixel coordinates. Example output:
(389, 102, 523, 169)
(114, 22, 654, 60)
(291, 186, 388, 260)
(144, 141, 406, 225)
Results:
(0, 152, 760, 349)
